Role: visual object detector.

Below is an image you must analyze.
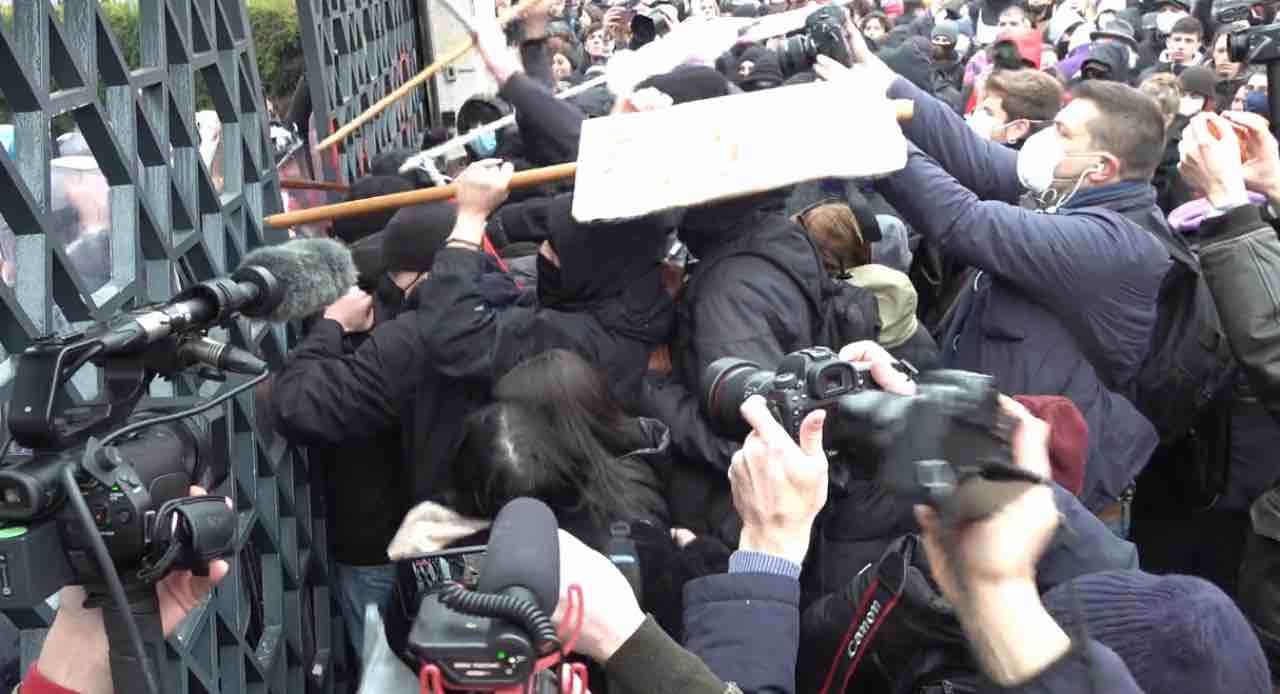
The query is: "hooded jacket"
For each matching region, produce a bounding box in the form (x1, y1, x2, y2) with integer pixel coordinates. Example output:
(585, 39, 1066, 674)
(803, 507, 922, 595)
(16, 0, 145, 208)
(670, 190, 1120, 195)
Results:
(1081, 41, 1134, 84)
(638, 194, 828, 545)
(271, 286, 496, 529)
(415, 193, 675, 402)
(877, 76, 1171, 511)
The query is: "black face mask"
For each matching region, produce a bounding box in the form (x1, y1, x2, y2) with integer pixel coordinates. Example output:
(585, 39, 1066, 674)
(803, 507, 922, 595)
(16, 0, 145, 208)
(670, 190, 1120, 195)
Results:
(375, 273, 407, 313)
(931, 44, 956, 61)
(536, 253, 569, 307)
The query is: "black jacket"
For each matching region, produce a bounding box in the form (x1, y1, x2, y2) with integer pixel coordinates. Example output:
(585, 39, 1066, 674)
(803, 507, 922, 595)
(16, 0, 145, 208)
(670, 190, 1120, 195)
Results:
(416, 194, 674, 401)
(638, 196, 825, 543)
(271, 289, 493, 518)
(1200, 205, 1280, 423)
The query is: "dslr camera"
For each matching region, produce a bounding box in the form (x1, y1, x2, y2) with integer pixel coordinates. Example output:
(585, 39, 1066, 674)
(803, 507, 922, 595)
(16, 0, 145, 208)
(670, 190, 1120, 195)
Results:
(771, 5, 855, 78)
(1216, 0, 1280, 62)
(704, 347, 1042, 522)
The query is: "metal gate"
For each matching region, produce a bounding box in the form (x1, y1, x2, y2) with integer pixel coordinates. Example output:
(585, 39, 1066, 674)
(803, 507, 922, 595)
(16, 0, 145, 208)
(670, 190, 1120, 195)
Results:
(0, 1, 331, 692)
(295, 0, 433, 184)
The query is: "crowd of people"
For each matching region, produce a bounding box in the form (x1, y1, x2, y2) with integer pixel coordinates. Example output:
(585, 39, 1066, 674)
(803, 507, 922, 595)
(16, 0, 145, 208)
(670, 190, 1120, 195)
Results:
(20, 0, 1280, 690)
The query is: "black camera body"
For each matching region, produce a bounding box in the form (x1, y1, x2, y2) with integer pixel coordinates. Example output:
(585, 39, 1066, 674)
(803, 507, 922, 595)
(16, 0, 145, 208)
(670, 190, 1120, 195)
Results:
(704, 349, 1041, 522)
(1225, 22, 1280, 63)
(771, 5, 855, 77)
(408, 593, 539, 687)
(1214, 0, 1255, 25)
(705, 346, 876, 443)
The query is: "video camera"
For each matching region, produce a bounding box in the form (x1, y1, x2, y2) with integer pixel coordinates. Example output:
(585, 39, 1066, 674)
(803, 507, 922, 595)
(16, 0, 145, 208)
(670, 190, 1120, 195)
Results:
(771, 5, 855, 78)
(391, 499, 587, 694)
(1217, 0, 1280, 62)
(0, 238, 356, 694)
(703, 346, 1043, 522)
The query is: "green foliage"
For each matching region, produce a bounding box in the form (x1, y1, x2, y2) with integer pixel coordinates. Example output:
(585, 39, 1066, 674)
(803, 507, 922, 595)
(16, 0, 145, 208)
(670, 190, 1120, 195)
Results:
(0, 0, 303, 127)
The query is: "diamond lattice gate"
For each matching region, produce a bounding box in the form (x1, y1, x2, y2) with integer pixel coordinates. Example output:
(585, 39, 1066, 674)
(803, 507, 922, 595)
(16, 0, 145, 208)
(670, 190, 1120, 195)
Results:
(295, 0, 433, 183)
(0, 1, 332, 692)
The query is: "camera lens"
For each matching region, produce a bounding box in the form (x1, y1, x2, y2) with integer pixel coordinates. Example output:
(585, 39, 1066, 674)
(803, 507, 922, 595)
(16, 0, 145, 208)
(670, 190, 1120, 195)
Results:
(702, 358, 772, 437)
(1227, 29, 1250, 63)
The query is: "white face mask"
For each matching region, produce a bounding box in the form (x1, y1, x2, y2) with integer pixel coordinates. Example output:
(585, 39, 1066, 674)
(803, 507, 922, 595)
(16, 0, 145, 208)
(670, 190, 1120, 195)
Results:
(1179, 95, 1206, 116)
(1016, 127, 1064, 194)
(1017, 128, 1105, 210)
(1156, 10, 1187, 35)
(966, 111, 997, 139)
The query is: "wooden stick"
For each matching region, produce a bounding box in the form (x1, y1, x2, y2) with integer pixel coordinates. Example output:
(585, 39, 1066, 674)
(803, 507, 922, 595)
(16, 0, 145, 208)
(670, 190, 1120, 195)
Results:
(280, 178, 351, 194)
(272, 100, 915, 227)
(265, 163, 578, 228)
(312, 0, 543, 153)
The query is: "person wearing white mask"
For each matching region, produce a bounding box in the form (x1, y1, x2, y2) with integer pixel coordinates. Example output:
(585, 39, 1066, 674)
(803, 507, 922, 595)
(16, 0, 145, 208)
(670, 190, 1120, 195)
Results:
(1177, 66, 1220, 117)
(815, 30, 1173, 532)
(1154, 0, 1192, 38)
(964, 67, 1064, 148)
(1141, 13, 1205, 79)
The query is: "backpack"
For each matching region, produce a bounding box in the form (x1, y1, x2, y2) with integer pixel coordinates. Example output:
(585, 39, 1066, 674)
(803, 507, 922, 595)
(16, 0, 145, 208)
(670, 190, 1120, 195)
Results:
(1126, 232, 1237, 444)
(682, 221, 881, 354)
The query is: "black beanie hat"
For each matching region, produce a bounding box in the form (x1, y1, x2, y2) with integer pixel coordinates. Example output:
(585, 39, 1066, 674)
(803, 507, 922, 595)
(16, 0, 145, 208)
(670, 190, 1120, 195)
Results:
(331, 175, 415, 244)
(732, 46, 785, 90)
(380, 201, 459, 273)
(634, 65, 732, 104)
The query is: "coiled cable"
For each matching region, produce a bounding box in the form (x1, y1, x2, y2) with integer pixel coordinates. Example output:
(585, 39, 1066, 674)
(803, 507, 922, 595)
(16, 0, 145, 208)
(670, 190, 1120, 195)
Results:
(437, 582, 561, 655)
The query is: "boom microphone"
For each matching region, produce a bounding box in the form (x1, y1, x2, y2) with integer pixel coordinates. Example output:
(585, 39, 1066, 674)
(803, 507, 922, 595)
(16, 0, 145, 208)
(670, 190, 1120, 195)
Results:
(92, 238, 355, 355)
(238, 237, 357, 323)
(477, 498, 561, 615)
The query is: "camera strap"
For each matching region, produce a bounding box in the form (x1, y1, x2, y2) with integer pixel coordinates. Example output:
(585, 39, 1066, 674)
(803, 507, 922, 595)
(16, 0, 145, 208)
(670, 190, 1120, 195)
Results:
(817, 539, 913, 694)
(138, 495, 235, 584)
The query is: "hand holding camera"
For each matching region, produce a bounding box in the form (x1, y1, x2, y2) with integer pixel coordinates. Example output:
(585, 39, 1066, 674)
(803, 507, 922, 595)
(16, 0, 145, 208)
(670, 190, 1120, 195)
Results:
(731, 396, 829, 565)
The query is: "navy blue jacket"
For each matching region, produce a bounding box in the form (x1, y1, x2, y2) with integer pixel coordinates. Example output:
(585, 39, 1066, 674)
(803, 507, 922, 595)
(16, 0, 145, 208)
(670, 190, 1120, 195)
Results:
(684, 573, 800, 694)
(876, 78, 1172, 510)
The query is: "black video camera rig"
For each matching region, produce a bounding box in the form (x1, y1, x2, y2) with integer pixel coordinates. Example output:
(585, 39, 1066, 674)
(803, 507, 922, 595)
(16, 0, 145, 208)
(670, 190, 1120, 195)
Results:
(0, 286, 269, 694)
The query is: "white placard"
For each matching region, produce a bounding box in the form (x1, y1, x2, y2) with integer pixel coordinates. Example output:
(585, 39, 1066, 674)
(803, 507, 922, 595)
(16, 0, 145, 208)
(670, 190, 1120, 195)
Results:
(571, 80, 906, 223)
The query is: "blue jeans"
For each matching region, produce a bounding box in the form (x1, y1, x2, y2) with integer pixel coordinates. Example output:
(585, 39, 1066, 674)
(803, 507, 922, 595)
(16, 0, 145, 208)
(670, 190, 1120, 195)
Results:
(334, 562, 397, 667)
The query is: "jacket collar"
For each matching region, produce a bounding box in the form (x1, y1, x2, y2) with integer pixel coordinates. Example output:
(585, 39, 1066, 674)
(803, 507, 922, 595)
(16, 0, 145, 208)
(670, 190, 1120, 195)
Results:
(1060, 180, 1153, 212)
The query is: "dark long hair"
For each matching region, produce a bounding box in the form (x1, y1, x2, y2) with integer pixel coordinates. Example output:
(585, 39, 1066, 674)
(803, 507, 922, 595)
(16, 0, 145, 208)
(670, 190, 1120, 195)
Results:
(452, 349, 654, 524)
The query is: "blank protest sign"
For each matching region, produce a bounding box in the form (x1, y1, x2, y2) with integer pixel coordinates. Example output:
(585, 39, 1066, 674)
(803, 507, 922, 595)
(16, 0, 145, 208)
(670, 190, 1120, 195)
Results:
(572, 80, 908, 223)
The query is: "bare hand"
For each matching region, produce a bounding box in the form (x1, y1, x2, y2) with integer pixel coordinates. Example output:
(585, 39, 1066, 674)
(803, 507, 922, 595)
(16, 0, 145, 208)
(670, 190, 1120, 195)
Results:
(616, 87, 674, 113)
(730, 396, 829, 565)
(552, 530, 646, 664)
(648, 344, 673, 375)
(838, 340, 916, 395)
(916, 397, 1058, 607)
(475, 23, 524, 85)
(1180, 114, 1251, 209)
(323, 287, 375, 334)
(1223, 111, 1280, 205)
(455, 159, 515, 219)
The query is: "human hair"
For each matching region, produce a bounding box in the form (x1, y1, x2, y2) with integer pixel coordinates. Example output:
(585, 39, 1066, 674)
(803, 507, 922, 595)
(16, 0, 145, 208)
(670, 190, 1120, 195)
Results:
(460, 349, 654, 522)
(986, 68, 1064, 123)
(546, 36, 579, 69)
(1170, 16, 1202, 38)
(860, 12, 891, 34)
(1139, 73, 1182, 125)
(848, 0, 873, 21)
(998, 3, 1029, 23)
(579, 4, 604, 39)
(800, 203, 870, 276)
(1070, 79, 1167, 181)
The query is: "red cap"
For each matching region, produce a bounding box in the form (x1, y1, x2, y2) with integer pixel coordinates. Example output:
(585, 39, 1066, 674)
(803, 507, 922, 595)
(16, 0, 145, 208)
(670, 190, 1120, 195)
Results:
(1013, 395, 1088, 497)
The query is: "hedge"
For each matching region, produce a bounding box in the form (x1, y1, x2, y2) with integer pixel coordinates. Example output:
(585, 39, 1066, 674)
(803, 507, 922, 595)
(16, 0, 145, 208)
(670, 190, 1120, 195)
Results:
(1, 0, 304, 129)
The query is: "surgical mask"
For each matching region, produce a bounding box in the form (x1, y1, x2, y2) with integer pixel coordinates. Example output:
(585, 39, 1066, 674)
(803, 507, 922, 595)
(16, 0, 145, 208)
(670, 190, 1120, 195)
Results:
(966, 111, 996, 139)
(1156, 10, 1186, 35)
(1179, 95, 1206, 116)
(470, 130, 498, 157)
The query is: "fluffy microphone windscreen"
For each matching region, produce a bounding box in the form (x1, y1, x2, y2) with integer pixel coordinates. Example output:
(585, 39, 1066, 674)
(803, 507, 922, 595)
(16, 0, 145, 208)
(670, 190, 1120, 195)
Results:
(477, 498, 561, 615)
(239, 238, 356, 322)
